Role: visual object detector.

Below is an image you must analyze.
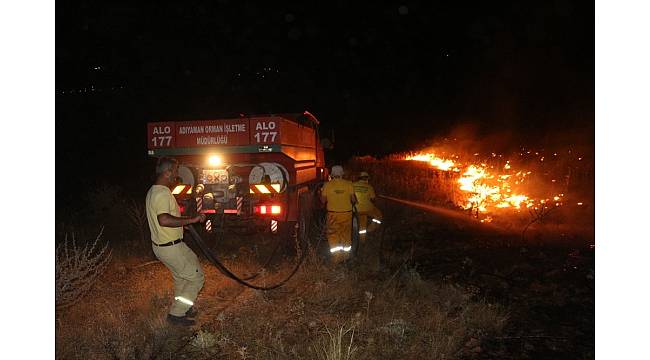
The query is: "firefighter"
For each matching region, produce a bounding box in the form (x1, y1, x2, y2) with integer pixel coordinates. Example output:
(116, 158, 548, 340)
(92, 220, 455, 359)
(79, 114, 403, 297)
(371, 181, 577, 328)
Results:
(146, 157, 207, 326)
(321, 165, 357, 264)
(353, 171, 383, 244)
(353, 171, 384, 270)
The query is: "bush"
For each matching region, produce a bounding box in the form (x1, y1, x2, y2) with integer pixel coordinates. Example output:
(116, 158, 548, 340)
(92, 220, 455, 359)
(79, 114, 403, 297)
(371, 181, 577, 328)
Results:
(55, 227, 112, 308)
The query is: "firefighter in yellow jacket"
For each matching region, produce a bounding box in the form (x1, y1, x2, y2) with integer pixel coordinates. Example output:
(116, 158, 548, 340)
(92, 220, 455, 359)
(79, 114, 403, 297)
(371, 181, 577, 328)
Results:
(353, 171, 383, 243)
(321, 165, 357, 264)
(146, 157, 207, 326)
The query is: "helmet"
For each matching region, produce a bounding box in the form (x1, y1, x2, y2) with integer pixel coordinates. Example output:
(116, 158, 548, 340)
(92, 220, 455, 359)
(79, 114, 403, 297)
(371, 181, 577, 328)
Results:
(331, 165, 344, 177)
(359, 171, 369, 178)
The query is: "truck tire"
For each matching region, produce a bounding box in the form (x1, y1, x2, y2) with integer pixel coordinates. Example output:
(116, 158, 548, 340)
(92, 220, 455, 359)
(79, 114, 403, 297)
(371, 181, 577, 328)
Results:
(278, 190, 315, 257)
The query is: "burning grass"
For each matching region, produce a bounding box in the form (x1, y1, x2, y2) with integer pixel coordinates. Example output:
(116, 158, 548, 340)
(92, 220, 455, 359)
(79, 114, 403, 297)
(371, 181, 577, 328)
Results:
(361, 145, 591, 214)
(347, 145, 594, 244)
(56, 239, 508, 359)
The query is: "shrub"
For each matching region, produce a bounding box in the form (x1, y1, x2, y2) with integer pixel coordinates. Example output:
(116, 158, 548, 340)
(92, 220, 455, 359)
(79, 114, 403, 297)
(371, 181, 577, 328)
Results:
(55, 227, 112, 308)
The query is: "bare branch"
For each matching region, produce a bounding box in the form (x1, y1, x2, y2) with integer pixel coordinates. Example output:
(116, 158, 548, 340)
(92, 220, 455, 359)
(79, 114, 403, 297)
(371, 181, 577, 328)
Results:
(521, 205, 557, 242)
(56, 227, 112, 309)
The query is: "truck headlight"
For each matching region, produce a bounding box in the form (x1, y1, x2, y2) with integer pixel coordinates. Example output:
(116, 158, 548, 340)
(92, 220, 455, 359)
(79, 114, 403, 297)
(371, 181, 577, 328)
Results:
(208, 155, 222, 166)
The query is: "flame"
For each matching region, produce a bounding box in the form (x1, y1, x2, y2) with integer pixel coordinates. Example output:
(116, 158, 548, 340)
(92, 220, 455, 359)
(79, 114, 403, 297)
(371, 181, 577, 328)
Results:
(403, 151, 577, 214)
(406, 153, 458, 171)
(457, 164, 532, 211)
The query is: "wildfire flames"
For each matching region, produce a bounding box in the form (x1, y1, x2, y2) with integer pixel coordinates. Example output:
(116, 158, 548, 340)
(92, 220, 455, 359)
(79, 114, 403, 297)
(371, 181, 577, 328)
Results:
(407, 153, 458, 171)
(404, 152, 570, 214)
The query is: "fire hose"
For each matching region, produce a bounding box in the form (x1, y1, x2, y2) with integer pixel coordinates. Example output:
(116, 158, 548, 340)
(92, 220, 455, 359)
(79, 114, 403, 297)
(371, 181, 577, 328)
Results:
(186, 224, 310, 291)
(185, 186, 321, 291)
(185, 184, 369, 290)
(210, 214, 283, 281)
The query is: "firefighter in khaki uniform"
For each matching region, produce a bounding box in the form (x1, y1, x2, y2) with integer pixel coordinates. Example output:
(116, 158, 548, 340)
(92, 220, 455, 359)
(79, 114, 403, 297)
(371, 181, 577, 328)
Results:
(353, 171, 383, 243)
(321, 165, 357, 264)
(146, 157, 207, 326)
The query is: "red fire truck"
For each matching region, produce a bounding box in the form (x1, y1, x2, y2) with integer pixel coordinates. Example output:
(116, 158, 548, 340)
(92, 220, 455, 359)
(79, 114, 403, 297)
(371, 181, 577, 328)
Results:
(146, 111, 327, 242)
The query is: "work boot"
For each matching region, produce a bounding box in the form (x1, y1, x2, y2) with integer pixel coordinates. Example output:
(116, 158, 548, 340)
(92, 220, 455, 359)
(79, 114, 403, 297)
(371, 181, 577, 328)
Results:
(167, 314, 196, 326)
(185, 306, 198, 318)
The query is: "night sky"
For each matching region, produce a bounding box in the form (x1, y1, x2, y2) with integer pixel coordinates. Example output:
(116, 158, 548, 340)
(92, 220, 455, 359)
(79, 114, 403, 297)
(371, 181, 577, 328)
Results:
(56, 1, 594, 204)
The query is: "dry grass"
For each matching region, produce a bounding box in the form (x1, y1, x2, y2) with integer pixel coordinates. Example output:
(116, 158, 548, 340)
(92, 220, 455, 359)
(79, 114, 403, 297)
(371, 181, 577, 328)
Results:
(56, 239, 507, 359)
(347, 158, 462, 209)
(314, 322, 358, 360)
(346, 156, 594, 246)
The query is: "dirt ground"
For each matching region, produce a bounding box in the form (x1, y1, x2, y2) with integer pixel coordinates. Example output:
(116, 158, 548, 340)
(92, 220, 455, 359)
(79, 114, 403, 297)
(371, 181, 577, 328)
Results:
(381, 201, 595, 360)
(56, 201, 593, 359)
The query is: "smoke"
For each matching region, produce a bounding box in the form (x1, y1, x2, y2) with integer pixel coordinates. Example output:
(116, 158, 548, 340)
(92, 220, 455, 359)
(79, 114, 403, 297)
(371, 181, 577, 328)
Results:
(407, 118, 594, 160)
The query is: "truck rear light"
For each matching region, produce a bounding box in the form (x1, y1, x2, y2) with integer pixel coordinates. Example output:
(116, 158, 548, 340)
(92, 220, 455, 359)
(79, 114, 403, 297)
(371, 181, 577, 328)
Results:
(254, 205, 282, 215)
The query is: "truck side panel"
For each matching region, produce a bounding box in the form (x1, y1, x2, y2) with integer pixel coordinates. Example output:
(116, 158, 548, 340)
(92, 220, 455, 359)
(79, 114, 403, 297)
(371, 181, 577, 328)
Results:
(295, 167, 317, 186)
(280, 118, 316, 148)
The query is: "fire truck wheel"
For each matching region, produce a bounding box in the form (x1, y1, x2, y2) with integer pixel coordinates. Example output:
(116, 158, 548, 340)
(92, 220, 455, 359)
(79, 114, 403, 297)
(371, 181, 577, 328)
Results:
(278, 191, 315, 257)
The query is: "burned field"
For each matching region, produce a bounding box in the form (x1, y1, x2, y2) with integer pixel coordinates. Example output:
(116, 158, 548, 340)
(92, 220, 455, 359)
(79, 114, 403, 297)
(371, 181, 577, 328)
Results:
(55, 165, 594, 359)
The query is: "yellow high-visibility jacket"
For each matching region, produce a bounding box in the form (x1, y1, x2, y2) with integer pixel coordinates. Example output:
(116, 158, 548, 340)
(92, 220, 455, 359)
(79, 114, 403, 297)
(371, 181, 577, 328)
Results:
(353, 180, 376, 213)
(322, 178, 355, 212)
